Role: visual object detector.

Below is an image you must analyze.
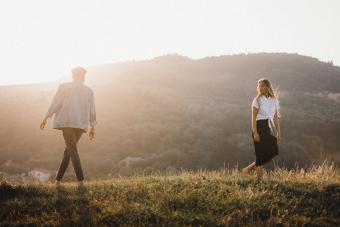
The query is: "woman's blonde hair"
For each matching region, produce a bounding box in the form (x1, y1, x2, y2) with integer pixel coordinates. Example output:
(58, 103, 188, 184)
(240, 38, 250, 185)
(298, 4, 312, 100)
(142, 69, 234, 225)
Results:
(256, 78, 278, 100)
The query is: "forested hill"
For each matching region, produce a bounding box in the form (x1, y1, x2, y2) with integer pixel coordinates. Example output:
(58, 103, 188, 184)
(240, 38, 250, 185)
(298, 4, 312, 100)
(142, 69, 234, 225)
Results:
(0, 53, 339, 179)
(88, 53, 340, 94)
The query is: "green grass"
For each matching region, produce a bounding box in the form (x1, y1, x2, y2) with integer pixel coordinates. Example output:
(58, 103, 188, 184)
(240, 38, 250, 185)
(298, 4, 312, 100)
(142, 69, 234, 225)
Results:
(1, 162, 339, 226)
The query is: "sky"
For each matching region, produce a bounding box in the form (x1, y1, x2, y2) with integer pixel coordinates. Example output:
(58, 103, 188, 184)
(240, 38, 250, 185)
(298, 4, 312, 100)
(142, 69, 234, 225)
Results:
(0, 0, 339, 85)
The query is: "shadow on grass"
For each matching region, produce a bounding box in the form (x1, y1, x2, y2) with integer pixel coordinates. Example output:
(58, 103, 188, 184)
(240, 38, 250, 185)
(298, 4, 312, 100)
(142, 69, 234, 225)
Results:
(0, 182, 102, 226)
(0, 180, 339, 226)
(235, 182, 340, 226)
(54, 186, 101, 226)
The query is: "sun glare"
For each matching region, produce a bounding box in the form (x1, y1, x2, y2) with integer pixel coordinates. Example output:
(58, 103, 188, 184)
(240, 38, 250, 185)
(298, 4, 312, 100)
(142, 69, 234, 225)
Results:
(0, 0, 339, 85)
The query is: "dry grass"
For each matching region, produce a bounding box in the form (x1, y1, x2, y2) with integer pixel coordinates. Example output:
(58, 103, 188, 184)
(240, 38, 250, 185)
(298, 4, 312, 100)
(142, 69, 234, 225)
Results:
(1, 161, 339, 226)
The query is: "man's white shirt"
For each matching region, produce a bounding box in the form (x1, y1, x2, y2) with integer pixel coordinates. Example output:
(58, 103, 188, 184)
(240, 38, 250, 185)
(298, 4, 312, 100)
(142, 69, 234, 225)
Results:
(46, 79, 97, 132)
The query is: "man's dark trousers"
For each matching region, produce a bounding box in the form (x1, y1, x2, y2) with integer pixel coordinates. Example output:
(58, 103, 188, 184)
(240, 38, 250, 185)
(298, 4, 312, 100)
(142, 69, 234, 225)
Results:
(56, 127, 85, 181)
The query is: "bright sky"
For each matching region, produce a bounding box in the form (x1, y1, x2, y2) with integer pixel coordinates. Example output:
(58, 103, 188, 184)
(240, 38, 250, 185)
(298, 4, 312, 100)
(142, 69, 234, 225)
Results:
(0, 0, 339, 85)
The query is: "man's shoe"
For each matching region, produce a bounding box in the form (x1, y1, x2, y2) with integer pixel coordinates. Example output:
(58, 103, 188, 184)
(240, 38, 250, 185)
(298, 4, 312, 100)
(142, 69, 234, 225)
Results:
(49, 179, 61, 188)
(77, 181, 86, 190)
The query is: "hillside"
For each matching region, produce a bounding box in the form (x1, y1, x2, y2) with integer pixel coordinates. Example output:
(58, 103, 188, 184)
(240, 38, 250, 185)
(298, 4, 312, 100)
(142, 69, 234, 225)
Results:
(0, 163, 339, 226)
(0, 53, 340, 180)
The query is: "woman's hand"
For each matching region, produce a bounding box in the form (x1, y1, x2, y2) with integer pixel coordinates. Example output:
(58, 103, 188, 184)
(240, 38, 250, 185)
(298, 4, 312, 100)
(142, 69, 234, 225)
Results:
(276, 133, 281, 143)
(253, 132, 260, 142)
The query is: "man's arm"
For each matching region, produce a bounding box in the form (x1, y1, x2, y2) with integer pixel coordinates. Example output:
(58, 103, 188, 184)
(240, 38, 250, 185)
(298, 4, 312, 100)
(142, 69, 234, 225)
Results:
(40, 85, 64, 130)
(46, 85, 65, 118)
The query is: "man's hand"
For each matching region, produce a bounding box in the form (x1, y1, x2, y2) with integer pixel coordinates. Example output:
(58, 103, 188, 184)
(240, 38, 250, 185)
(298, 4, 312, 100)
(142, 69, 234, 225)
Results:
(89, 126, 95, 140)
(40, 117, 48, 130)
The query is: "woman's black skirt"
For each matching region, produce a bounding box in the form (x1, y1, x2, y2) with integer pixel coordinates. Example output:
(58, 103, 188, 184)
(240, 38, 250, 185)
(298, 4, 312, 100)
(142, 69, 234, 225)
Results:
(252, 119, 279, 166)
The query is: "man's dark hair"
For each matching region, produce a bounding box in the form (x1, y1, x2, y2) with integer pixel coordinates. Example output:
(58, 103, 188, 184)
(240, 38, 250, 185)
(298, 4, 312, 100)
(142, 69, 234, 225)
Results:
(72, 66, 87, 80)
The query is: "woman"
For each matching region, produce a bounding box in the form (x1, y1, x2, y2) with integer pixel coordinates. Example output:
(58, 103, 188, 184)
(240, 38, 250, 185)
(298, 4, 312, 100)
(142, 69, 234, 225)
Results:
(242, 78, 281, 175)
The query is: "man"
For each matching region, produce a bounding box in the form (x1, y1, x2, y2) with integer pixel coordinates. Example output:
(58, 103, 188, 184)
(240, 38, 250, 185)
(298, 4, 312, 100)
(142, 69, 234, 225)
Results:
(40, 66, 97, 188)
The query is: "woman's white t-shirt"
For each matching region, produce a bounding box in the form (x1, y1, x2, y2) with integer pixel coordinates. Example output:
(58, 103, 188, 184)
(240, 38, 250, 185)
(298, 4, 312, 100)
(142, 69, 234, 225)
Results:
(251, 96, 280, 120)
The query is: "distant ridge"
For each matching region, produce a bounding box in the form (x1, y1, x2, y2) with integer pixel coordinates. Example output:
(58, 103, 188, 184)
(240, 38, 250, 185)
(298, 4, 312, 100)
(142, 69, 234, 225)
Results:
(0, 52, 339, 179)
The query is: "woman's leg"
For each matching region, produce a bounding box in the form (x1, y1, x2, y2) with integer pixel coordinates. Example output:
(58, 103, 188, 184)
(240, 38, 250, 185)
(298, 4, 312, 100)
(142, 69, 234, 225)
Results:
(242, 161, 256, 174)
(244, 129, 260, 174)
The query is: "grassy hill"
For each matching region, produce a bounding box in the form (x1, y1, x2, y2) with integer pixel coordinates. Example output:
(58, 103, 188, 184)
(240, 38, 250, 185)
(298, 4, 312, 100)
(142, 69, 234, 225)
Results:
(1, 162, 339, 226)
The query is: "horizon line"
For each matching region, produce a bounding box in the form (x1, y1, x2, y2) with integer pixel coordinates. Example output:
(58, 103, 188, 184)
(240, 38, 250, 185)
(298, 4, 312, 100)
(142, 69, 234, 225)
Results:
(0, 51, 336, 87)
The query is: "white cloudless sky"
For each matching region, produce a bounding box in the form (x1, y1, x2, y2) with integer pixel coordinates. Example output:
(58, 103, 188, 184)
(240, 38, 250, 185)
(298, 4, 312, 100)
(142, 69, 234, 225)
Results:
(0, 0, 339, 85)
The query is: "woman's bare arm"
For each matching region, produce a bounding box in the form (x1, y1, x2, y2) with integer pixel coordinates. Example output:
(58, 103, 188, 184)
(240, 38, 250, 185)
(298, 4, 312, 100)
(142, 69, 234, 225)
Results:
(274, 110, 281, 135)
(274, 110, 281, 142)
(252, 107, 260, 142)
(252, 107, 259, 133)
